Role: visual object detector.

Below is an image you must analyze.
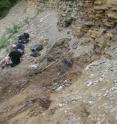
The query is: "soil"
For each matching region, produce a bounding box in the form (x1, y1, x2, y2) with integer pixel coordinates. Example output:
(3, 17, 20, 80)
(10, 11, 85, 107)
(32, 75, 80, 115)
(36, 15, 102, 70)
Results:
(0, 1, 117, 124)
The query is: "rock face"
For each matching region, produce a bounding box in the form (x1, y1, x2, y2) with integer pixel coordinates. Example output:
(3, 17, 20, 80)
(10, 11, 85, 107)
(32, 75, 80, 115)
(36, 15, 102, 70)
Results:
(57, 0, 117, 28)
(0, 1, 117, 124)
(57, 0, 117, 58)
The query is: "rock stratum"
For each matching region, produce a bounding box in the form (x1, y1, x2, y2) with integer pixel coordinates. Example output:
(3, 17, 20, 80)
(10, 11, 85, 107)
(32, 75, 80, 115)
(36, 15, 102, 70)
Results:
(58, 0, 117, 28)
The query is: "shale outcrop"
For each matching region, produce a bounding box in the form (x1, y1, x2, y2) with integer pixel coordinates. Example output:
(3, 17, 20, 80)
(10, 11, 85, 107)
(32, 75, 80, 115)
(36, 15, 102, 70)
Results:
(57, 0, 117, 28)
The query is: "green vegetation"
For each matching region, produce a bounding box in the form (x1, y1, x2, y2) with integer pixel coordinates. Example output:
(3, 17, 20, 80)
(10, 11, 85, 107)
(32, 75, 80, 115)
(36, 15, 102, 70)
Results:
(6, 24, 21, 34)
(0, 0, 20, 18)
(0, 15, 32, 49)
(0, 23, 21, 49)
(0, 34, 10, 49)
(0, 34, 19, 49)
(0, 33, 17, 49)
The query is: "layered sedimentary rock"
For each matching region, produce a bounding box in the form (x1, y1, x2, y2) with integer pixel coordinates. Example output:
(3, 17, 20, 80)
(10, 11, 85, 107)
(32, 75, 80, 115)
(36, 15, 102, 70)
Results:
(57, 0, 117, 28)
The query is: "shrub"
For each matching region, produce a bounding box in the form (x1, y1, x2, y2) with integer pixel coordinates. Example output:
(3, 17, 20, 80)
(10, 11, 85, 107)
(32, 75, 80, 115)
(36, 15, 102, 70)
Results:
(0, 0, 19, 18)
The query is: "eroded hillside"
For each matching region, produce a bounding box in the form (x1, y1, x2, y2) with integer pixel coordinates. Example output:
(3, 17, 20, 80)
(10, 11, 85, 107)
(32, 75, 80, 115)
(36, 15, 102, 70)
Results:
(0, 0, 117, 124)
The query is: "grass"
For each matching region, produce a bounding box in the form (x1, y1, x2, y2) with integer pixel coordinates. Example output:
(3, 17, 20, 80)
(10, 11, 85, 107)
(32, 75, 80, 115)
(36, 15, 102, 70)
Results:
(0, 23, 21, 49)
(6, 24, 21, 34)
(0, 34, 10, 49)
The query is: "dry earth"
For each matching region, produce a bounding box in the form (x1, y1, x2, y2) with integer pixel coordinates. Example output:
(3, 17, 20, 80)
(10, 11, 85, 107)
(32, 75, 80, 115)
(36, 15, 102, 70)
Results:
(0, 0, 117, 124)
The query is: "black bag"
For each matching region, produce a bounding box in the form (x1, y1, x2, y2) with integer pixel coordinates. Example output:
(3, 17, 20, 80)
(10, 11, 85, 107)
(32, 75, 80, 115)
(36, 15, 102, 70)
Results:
(31, 44, 43, 52)
(30, 44, 43, 57)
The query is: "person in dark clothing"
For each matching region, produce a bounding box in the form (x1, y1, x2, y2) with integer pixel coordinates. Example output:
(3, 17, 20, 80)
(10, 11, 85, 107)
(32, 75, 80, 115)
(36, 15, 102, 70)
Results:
(16, 42, 25, 51)
(18, 33, 30, 44)
(16, 41, 25, 55)
(24, 32, 29, 39)
(9, 50, 22, 67)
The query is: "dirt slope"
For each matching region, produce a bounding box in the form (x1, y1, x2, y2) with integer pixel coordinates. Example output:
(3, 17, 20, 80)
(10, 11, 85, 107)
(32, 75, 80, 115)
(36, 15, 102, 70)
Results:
(0, 0, 117, 124)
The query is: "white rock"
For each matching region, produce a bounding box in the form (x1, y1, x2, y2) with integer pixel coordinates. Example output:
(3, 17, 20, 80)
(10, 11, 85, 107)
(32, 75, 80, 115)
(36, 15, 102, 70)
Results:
(58, 103, 63, 107)
(29, 64, 38, 69)
(55, 85, 64, 92)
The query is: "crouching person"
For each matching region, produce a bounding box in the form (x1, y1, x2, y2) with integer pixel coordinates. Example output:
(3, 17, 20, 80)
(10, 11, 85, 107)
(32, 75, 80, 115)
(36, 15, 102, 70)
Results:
(9, 47, 22, 67)
(1, 45, 23, 69)
(16, 40, 25, 55)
